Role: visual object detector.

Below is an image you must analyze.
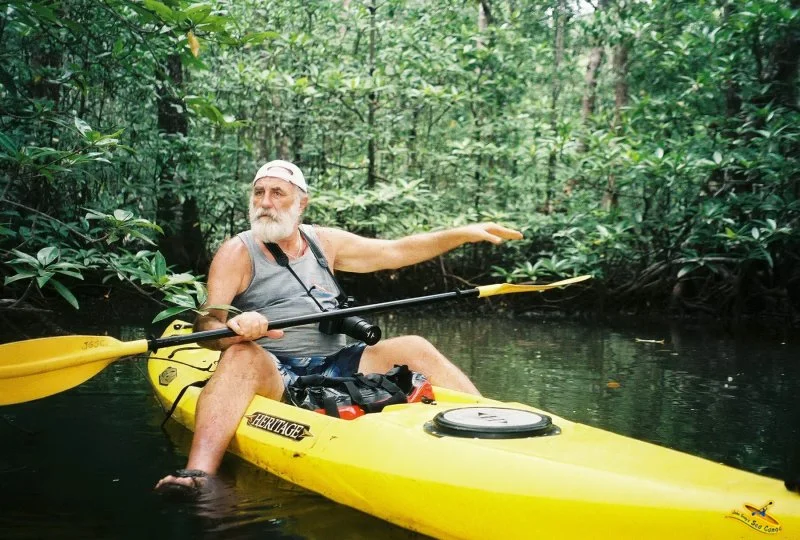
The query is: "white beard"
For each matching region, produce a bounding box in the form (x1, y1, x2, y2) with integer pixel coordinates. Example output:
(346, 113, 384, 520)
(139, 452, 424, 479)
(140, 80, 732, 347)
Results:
(250, 197, 303, 243)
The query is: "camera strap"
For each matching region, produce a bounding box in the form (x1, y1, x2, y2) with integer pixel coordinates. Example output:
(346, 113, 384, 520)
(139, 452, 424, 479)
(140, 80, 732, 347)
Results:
(298, 228, 349, 305)
(264, 228, 349, 310)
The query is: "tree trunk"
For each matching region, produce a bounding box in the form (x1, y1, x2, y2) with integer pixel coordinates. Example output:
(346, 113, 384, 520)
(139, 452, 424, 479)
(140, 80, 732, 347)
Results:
(339, 0, 352, 38)
(472, 0, 494, 215)
(602, 42, 628, 211)
(273, 94, 291, 159)
(478, 0, 493, 38)
(580, 0, 608, 135)
(612, 43, 628, 130)
(581, 46, 604, 126)
(366, 0, 377, 188)
(409, 108, 419, 169)
(764, 0, 800, 109)
(545, 0, 566, 214)
(156, 54, 208, 272)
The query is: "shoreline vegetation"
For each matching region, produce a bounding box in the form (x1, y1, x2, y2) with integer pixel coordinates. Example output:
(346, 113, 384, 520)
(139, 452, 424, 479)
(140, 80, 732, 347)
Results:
(1, 264, 796, 346)
(2, 1, 798, 329)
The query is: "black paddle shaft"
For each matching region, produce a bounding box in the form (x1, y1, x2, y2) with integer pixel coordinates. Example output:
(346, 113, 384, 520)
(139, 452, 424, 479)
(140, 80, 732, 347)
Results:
(149, 288, 480, 352)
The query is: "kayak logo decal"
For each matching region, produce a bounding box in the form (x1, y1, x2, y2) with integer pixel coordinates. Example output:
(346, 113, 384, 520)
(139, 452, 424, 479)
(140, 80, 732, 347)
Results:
(726, 500, 781, 534)
(245, 412, 311, 441)
(158, 367, 177, 386)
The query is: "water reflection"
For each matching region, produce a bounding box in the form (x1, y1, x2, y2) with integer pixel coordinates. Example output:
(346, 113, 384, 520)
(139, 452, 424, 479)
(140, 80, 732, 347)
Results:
(0, 369, 423, 540)
(1, 313, 798, 538)
(375, 314, 800, 478)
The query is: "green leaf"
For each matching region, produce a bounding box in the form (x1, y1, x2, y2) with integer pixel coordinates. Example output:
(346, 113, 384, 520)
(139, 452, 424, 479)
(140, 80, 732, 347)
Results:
(762, 249, 774, 268)
(113, 38, 124, 56)
(31, 3, 61, 23)
(126, 229, 158, 246)
(4, 272, 37, 285)
(131, 218, 163, 232)
(152, 305, 193, 323)
(242, 31, 280, 44)
(154, 251, 168, 278)
(182, 3, 212, 22)
(0, 132, 17, 154)
(113, 209, 134, 222)
(36, 272, 53, 288)
(11, 250, 40, 266)
(165, 272, 196, 286)
(713, 151, 722, 165)
(84, 209, 107, 220)
(74, 117, 92, 136)
(143, 0, 176, 21)
(751, 227, 760, 240)
(37, 246, 59, 266)
(163, 291, 196, 307)
(194, 282, 208, 304)
(55, 269, 84, 280)
(49, 278, 80, 309)
(677, 265, 694, 279)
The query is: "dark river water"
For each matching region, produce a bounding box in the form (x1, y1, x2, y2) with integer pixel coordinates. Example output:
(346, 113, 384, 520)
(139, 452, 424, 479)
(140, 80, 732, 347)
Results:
(1, 313, 799, 539)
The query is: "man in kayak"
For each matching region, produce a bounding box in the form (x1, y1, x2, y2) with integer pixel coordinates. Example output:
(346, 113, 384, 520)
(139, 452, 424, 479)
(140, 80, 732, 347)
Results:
(155, 160, 522, 493)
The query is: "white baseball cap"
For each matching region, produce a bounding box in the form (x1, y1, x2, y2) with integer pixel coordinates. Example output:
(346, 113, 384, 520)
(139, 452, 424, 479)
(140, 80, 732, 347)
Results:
(253, 160, 308, 192)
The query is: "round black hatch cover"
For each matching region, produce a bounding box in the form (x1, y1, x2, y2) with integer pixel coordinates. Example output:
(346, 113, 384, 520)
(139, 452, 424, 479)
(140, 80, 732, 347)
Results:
(431, 407, 555, 439)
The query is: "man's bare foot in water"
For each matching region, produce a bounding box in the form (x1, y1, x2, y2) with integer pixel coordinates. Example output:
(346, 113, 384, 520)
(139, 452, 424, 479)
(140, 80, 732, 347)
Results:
(155, 469, 210, 498)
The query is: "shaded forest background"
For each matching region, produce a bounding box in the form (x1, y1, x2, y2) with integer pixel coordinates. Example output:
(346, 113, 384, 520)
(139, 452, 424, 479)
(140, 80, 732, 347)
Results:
(1, 0, 798, 325)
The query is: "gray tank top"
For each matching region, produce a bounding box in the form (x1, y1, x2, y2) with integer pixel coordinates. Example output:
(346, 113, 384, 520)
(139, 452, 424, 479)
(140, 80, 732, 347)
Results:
(231, 225, 346, 357)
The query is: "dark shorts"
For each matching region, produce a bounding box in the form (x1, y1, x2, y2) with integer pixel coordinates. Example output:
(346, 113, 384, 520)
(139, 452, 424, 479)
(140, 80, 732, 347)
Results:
(271, 342, 366, 392)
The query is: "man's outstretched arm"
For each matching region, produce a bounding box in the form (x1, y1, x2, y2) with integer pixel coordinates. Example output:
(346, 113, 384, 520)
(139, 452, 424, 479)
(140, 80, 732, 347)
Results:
(320, 223, 523, 274)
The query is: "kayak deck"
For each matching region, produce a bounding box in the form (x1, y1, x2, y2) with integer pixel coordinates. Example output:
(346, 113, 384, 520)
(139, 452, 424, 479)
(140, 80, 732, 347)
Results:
(147, 322, 800, 539)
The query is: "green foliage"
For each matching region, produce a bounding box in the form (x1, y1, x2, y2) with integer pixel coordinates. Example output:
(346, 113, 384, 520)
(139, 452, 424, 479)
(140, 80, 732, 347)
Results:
(84, 209, 163, 245)
(4, 247, 85, 308)
(1, 0, 798, 319)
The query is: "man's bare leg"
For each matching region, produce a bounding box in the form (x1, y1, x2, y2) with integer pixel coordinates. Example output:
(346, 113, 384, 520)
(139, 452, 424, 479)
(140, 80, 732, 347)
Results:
(358, 335, 480, 396)
(155, 341, 284, 490)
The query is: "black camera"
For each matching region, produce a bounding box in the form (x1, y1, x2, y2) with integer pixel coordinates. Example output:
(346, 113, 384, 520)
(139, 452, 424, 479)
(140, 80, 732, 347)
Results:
(319, 315, 382, 345)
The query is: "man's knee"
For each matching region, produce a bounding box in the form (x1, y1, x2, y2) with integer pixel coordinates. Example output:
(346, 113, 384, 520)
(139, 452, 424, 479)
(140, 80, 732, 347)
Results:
(386, 335, 437, 355)
(366, 335, 445, 372)
(216, 343, 282, 387)
(220, 342, 266, 370)
(221, 341, 255, 358)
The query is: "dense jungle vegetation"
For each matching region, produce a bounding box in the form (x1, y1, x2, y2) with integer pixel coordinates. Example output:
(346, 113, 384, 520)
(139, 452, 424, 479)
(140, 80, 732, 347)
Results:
(1, 0, 798, 325)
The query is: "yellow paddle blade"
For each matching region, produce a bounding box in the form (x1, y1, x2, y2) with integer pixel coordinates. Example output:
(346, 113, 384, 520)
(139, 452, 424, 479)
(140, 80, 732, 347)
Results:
(477, 275, 592, 298)
(0, 335, 149, 405)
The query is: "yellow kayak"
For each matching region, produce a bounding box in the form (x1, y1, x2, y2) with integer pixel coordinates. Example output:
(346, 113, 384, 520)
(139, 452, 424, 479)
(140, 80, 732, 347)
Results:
(147, 322, 800, 539)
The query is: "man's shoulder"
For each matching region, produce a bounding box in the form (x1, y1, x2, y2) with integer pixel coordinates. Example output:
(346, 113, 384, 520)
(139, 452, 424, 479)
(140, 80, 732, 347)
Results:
(212, 233, 250, 264)
(304, 224, 349, 245)
(310, 225, 348, 239)
(302, 225, 347, 267)
(301, 224, 340, 235)
(219, 232, 249, 250)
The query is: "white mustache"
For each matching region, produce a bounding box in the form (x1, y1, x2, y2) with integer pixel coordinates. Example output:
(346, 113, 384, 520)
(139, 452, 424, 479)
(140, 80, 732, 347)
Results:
(253, 210, 278, 221)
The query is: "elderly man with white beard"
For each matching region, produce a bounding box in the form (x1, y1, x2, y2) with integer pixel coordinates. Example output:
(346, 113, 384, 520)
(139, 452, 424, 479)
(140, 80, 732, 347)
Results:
(155, 160, 522, 493)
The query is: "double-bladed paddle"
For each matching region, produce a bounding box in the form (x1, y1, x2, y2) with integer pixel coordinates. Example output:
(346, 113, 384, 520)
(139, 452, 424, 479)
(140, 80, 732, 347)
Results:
(0, 275, 590, 405)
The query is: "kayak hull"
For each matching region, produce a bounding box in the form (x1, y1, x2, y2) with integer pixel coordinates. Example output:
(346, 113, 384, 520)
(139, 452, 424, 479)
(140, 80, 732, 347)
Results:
(147, 322, 800, 539)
